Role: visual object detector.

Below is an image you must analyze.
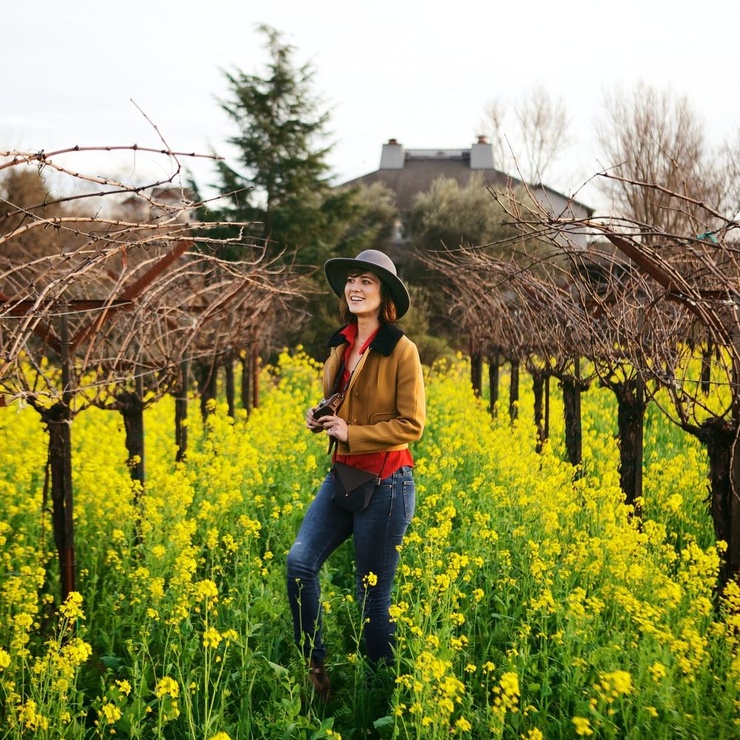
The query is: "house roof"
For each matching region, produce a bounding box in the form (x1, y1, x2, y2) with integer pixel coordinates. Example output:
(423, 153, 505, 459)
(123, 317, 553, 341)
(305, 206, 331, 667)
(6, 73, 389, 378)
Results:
(340, 140, 594, 218)
(343, 158, 519, 212)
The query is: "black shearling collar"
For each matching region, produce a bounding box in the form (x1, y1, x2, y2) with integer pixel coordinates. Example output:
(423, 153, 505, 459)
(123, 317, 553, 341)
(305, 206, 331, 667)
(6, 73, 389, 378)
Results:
(327, 323, 405, 357)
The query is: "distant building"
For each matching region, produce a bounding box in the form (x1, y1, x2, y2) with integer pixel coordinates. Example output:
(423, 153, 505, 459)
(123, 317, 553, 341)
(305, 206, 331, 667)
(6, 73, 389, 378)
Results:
(341, 137, 593, 251)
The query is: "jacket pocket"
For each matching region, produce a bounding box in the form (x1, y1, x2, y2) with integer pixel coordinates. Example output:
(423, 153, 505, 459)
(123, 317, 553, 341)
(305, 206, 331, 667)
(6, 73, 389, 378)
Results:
(369, 411, 397, 424)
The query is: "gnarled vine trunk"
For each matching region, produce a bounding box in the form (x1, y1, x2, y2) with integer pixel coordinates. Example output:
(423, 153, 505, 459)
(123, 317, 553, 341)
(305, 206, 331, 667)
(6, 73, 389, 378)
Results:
(119, 390, 145, 491)
(531, 371, 550, 453)
(698, 420, 740, 586)
(614, 376, 646, 512)
(561, 377, 582, 468)
(509, 360, 520, 423)
(175, 355, 190, 462)
(44, 403, 76, 602)
(470, 350, 483, 398)
(225, 357, 235, 418)
(488, 350, 501, 418)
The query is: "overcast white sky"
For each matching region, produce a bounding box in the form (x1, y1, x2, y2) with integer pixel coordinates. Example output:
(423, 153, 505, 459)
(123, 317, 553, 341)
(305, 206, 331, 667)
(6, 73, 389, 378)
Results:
(3, 0, 739, 213)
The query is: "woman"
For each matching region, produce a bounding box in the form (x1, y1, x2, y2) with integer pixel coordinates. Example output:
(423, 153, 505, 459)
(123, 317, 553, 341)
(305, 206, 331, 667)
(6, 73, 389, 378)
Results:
(286, 249, 426, 702)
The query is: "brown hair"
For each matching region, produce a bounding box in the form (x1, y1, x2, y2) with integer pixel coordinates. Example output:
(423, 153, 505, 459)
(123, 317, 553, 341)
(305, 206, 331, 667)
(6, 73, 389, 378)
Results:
(338, 268, 398, 325)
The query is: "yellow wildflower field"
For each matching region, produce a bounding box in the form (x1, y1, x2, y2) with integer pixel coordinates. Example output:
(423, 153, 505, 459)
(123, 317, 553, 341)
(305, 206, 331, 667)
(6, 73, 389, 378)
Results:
(0, 351, 736, 738)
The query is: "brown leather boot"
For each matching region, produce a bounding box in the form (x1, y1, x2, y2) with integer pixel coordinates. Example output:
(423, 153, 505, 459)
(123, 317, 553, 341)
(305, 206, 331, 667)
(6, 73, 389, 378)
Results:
(308, 658, 332, 703)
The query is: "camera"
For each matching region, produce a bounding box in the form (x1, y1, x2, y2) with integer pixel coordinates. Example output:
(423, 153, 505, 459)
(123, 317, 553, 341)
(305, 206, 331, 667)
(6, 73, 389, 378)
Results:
(312, 392, 344, 420)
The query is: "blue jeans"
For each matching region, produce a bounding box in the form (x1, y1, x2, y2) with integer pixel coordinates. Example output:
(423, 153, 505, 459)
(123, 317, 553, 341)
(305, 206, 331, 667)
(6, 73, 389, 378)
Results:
(286, 466, 415, 663)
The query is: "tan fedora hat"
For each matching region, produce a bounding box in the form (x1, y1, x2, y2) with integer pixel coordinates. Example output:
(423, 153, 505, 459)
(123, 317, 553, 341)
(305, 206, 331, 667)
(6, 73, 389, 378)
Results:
(324, 249, 410, 319)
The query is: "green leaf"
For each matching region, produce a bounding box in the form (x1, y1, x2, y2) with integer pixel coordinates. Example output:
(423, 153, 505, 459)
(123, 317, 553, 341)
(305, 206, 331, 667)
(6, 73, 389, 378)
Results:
(100, 654, 123, 671)
(373, 715, 394, 737)
(266, 659, 290, 677)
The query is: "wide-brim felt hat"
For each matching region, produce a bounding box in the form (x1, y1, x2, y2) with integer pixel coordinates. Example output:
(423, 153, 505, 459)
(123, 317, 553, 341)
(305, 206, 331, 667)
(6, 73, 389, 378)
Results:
(324, 249, 410, 319)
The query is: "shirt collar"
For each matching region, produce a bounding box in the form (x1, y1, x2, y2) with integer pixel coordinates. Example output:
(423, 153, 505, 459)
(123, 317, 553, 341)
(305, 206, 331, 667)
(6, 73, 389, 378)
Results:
(328, 324, 405, 356)
(340, 323, 379, 356)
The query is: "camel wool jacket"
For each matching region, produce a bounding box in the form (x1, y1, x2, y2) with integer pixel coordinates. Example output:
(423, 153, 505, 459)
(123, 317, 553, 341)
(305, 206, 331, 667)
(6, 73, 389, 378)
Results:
(322, 324, 426, 456)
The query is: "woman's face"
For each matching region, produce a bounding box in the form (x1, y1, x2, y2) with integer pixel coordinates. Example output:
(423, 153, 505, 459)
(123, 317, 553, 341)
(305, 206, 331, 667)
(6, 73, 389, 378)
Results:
(344, 271, 382, 319)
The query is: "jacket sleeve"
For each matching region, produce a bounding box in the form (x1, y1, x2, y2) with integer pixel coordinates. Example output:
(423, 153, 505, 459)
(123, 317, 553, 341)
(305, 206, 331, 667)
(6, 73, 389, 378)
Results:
(344, 339, 426, 453)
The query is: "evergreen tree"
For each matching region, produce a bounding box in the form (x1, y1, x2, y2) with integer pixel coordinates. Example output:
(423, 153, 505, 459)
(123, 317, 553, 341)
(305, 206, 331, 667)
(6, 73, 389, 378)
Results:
(195, 25, 401, 358)
(207, 24, 352, 266)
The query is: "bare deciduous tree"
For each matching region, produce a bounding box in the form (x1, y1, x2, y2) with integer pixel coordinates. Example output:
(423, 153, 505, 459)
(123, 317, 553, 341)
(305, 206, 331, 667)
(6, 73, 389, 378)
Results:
(481, 85, 571, 185)
(596, 82, 723, 239)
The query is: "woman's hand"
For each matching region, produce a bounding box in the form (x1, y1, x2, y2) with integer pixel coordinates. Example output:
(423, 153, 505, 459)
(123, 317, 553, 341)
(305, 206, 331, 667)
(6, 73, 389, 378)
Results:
(320, 414, 348, 443)
(306, 407, 324, 434)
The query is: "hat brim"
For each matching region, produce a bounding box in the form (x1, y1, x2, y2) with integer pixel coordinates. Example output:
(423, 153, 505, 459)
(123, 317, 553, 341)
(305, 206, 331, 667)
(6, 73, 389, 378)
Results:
(324, 257, 410, 319)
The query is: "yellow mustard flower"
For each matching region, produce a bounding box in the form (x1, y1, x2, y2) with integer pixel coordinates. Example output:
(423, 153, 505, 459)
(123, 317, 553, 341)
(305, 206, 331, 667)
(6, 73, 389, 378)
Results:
(572, 716, 593, 736)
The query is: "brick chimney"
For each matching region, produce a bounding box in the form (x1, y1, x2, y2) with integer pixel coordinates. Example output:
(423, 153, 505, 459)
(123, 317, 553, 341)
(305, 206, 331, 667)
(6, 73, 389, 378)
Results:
(380, 138, 405, 169)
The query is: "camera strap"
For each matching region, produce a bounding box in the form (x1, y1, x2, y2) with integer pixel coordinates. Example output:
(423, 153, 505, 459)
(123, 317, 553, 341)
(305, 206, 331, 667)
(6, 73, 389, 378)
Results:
(326, 339, 371, 453)
(331, 360, 348, 395)
(327, 357, 364, 455)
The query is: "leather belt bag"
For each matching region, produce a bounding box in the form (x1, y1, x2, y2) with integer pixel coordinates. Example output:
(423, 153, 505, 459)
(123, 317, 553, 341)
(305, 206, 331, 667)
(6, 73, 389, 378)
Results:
(331, 462, 380, 512)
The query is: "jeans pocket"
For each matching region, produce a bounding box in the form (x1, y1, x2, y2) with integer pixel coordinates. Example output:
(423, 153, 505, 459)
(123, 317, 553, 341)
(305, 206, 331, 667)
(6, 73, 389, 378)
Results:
(402, 479, 416, 523)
